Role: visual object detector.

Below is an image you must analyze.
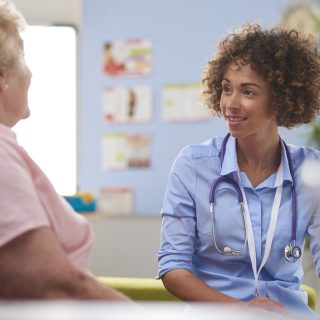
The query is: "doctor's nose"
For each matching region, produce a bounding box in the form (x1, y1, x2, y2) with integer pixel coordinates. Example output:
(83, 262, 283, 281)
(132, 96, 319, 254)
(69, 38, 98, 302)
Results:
(224, 93, 241, 111)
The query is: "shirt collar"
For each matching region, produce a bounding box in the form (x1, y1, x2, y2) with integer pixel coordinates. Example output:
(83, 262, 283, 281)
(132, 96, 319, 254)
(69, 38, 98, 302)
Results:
(219, 134, 293, 186)
(280, 139, 293, 184)
(220, 135, 239, 176)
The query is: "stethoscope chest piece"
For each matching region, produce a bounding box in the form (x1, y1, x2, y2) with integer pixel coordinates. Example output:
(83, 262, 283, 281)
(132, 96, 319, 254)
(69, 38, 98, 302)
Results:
(284, 241, 301, 262)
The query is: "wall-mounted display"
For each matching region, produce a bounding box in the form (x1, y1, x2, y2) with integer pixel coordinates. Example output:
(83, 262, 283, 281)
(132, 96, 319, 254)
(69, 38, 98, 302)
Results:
(162, 83, 212, 122)
(102, 85, 152, 124)
(103, 39, 152, 77)
(102, 132, 151, 170)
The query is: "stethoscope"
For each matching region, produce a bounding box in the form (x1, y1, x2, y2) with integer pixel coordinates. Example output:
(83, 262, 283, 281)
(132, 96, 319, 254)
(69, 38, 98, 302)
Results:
(209, 133, 302, 263)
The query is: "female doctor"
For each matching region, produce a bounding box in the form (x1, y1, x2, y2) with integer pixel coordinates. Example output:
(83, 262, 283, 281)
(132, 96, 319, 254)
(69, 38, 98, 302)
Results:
(158, 23, 320, 316)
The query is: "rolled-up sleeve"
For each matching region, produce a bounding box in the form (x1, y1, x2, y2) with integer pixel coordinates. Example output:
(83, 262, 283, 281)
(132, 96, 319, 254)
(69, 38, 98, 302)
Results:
(157, 147, 197, 278)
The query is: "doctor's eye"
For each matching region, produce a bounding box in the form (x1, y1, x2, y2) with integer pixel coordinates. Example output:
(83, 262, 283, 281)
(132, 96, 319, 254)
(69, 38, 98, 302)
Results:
(242, 89, 256, 97)
(222, 85, 232, 94)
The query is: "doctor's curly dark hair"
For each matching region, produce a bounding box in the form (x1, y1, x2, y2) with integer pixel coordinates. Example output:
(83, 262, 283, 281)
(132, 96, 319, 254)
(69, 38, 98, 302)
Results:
(202, 23, 320, 128)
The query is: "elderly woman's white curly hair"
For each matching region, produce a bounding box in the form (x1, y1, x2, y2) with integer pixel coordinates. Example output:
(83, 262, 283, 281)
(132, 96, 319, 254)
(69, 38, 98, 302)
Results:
(0, 0, 26, 75)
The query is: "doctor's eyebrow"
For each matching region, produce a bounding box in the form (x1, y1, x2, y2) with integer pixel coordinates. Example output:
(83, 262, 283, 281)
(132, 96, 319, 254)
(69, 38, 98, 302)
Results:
(222, 77, 262, 89)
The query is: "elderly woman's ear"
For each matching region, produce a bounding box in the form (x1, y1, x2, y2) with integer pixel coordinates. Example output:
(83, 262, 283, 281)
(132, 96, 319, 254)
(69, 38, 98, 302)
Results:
(0, 76, 8, 92)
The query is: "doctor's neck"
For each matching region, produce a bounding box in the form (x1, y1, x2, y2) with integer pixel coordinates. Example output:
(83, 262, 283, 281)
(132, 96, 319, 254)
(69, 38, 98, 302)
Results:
(235, 132, 281, 175)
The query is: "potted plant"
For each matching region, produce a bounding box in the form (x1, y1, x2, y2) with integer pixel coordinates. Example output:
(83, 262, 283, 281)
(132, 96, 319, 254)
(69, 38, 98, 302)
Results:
(308, 119, 320, 149)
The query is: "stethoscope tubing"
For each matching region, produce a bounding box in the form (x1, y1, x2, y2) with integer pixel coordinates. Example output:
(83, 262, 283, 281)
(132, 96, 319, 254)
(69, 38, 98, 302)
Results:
(282, 141, 297, 242)
(209, 133, 300, 261)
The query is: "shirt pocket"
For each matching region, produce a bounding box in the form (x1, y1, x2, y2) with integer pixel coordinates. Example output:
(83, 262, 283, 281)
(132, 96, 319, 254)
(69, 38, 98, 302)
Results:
(197, 185, 246, 241)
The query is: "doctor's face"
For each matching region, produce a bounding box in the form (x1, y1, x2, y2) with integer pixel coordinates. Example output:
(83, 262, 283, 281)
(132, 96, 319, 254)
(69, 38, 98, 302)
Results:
(220, 61, 277, 141)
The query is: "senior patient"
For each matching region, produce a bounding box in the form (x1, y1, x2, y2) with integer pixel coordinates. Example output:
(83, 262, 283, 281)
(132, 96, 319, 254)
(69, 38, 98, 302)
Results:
(0, 0, 129, 301)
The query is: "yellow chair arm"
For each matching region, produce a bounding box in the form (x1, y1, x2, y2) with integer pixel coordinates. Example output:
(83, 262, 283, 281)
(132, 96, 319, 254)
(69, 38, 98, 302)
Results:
(98, 276, 179, 301)
(98, 277, 317, 310)
(301, 284, 317, 310)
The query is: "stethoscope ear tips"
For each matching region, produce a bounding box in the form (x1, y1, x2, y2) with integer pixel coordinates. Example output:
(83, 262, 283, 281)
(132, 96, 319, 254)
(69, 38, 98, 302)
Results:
(284, 242, 302, 262)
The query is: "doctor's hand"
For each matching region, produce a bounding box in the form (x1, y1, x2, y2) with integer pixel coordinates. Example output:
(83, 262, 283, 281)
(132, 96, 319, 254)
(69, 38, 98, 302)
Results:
(245, 296, 287, 314)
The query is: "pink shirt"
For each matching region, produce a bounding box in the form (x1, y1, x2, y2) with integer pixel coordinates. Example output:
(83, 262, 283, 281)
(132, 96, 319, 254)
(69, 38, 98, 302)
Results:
(0, 124, 94, 269)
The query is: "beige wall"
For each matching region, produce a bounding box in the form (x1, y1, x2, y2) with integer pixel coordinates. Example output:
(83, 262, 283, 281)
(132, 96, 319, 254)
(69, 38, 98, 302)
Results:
(87, 215, 161, 278)
(12, 0, 81, 26)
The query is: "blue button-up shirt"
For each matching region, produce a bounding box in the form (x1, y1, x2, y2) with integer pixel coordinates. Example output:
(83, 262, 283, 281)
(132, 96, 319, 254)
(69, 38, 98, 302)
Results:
(158, 135, 320, 316)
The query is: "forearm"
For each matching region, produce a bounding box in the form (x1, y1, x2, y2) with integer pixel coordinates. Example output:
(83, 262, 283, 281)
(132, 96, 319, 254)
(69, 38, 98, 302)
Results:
(0, 256, 130, 301)
(0, 227, 130, 301)
(162, 269, 240, 303)
(41, 269, 130, 301)
(162, 269, 286, 314)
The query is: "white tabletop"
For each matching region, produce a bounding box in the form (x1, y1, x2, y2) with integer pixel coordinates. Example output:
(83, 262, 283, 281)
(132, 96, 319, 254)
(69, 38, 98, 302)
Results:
(0, 301, 308, 320)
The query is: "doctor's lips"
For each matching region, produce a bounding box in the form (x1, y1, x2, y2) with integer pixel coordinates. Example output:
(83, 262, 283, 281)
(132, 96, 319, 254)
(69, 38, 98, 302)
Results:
(225, 115, 248, 126)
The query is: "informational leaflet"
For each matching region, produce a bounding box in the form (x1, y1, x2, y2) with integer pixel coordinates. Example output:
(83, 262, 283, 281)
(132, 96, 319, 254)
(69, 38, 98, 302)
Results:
(103, 39, 152, 77)
(98, 187, 133, 215)
(102, 85, 152, 124)
(162, 83, 211, 122)
(102, 132, 151, 170)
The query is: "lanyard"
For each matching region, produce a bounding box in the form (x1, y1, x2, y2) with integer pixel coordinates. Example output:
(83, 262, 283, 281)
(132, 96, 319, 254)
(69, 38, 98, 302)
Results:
(239, 160, 283, 296)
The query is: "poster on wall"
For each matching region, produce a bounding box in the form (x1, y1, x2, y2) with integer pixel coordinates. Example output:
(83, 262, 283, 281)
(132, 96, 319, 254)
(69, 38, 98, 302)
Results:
(102, 39, 152, 77)
(162, 83, 212, 122)
(98, 187, 133, 215)
(102, 132, 151, 170)
(102, 85, 152, 124)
